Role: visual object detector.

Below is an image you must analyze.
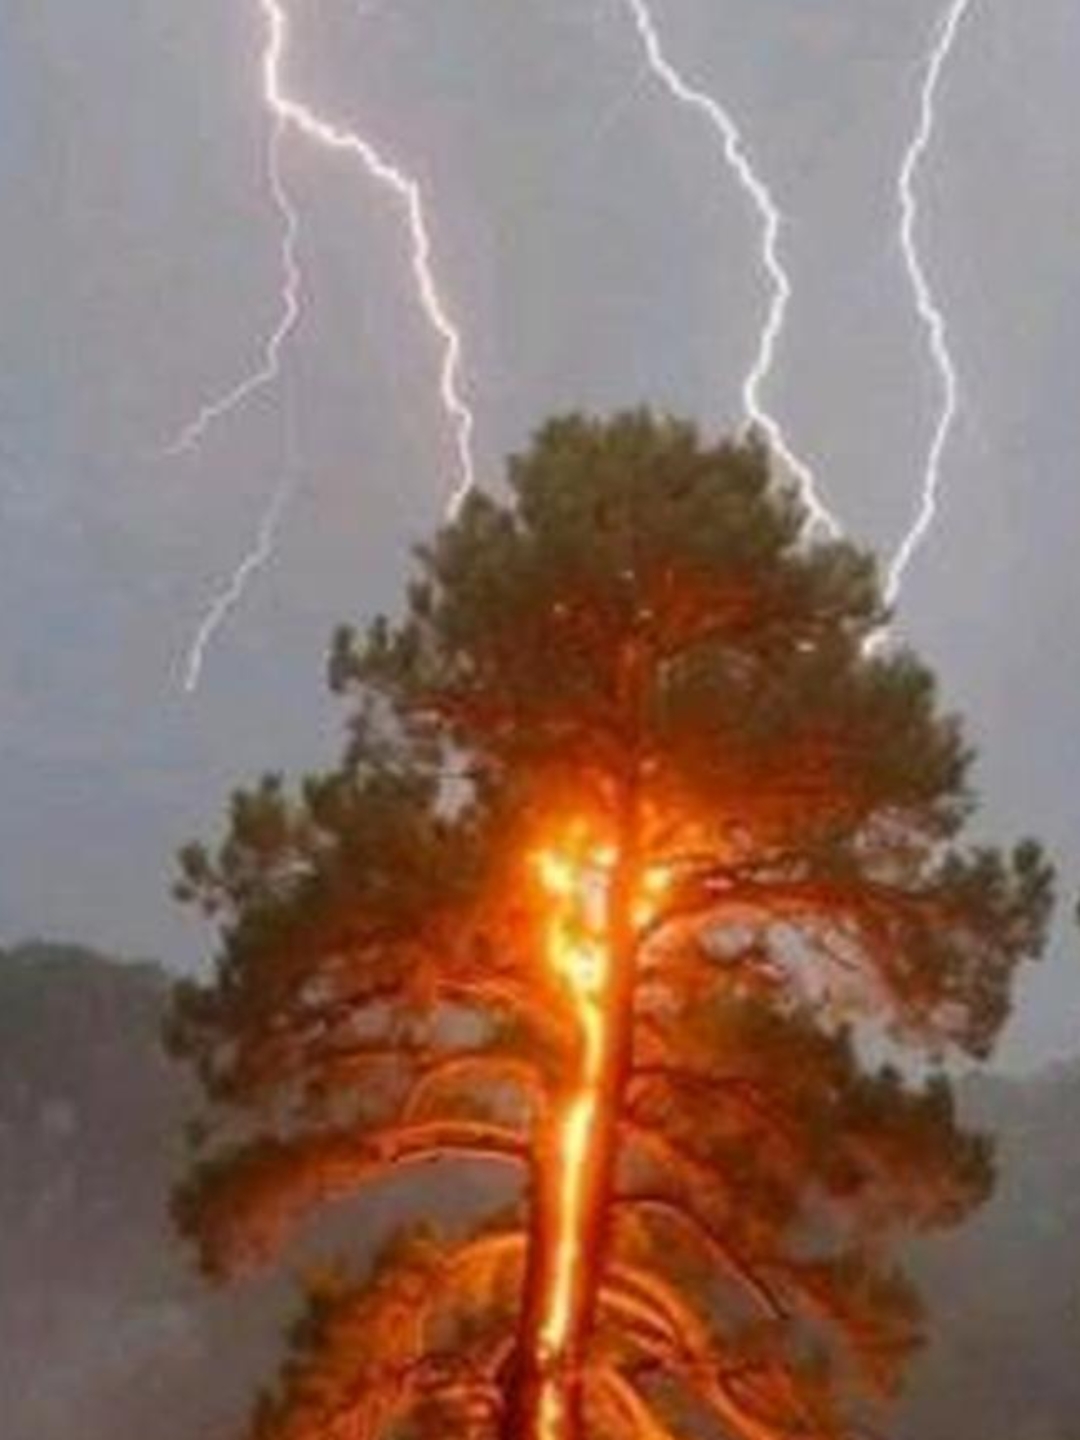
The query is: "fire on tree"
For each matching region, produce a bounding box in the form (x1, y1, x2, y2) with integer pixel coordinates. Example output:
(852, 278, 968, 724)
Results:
(169, 412, 1053, 1440)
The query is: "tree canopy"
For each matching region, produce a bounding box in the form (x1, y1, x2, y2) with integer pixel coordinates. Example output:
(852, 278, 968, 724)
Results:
(170, 412, 1053, 1440)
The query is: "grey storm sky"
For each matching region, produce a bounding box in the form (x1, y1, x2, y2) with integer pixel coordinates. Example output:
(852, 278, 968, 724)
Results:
(0, 0, 1078, 1068)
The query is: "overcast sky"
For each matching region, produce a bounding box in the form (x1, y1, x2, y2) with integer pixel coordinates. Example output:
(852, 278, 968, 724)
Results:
(1, 0, 1078, 1068)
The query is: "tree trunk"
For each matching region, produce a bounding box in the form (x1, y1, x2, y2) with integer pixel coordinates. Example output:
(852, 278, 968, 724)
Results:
(501, 782, 641, 1440)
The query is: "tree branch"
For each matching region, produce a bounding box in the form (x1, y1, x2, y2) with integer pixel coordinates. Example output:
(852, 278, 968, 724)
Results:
(401, 1051, 544, 1124)
(592, 1367, 686, 1440)
(185, 1121, 527, 1275)
(614, 1191, 787, 1321)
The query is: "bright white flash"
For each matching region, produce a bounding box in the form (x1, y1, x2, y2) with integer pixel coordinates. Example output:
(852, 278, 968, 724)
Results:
(622, 0, 840, 537)
(886, 0, 974, 607)
(174, 0, 477, 692)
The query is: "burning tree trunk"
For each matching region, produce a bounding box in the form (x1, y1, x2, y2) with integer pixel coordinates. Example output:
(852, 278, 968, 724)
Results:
(505, 805, 644, 1440)
(506, 632, 650, 1440)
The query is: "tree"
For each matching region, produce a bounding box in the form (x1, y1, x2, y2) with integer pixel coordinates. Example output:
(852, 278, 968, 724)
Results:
(170, 412, 1053, 1440)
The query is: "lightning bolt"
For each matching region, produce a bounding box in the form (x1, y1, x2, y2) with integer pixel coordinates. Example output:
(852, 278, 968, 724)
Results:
(256, 0, 477, 509)
(162, 117, 300, 461)
(173, 0, 478, 692)
(621, 0, 840, 537)
(885, 0, 974, 607)
(180, 466, 296, 695)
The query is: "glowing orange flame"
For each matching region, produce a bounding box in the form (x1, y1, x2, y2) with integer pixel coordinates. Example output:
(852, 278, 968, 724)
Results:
(531, 828, 667, 1437)
(535, 841, 610, 1369)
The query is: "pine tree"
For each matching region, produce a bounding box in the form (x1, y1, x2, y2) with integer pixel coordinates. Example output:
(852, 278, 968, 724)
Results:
(170, 412, 1053, 1440)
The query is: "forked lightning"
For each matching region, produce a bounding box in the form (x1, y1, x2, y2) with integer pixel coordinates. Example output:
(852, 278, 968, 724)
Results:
(163, 119, 300, 461)
(622, 0, 840, 537)
(181, 468, 296, 694)
(173, 0, 477, 692)
(886, 0, 974, 606)
(175, 0, 975, 691)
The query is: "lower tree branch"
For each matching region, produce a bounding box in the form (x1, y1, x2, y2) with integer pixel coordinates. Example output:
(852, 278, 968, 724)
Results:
(614, 1191, 787, 1320)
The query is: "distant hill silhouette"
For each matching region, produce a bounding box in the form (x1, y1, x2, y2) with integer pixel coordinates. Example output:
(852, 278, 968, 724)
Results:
(0, 943, 273, 1440)
(902, 1060, 1080, 1440)
(1, 942, 1077, 1439)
